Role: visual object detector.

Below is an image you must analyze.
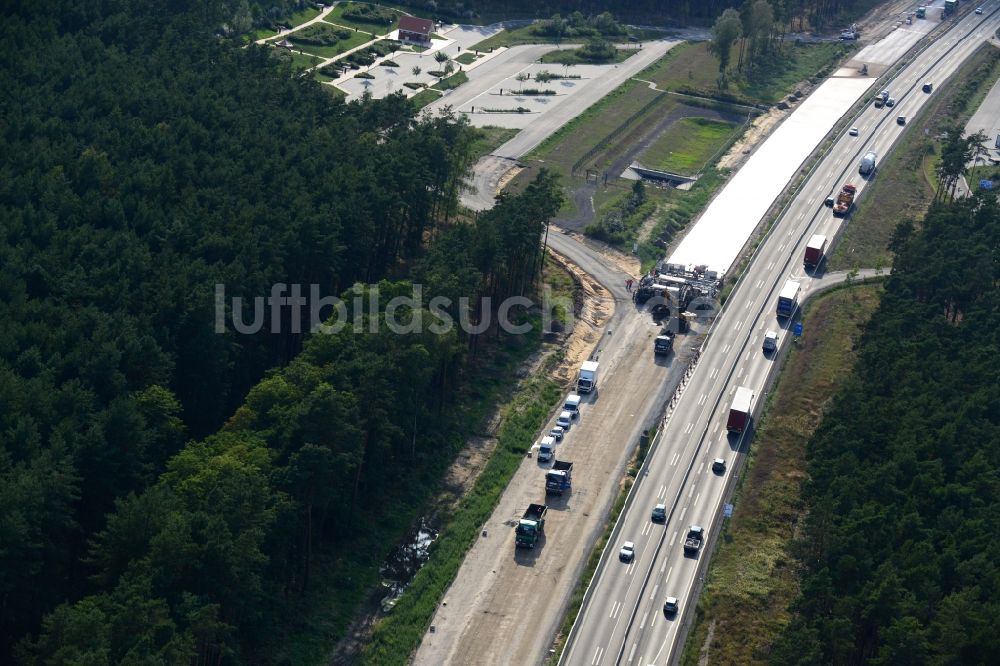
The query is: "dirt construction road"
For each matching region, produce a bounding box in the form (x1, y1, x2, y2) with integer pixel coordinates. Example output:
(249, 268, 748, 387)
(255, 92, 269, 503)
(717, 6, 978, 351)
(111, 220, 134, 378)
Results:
(413, 230, 697, 666)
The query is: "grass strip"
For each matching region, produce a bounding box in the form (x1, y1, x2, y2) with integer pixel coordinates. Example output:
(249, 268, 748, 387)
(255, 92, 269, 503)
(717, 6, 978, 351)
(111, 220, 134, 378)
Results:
(409, 88, 442, 109)
(526, 79, 654, 167)
(431, 70, 468, 91)
(469, 126, 520, 160)
(638, 117, 739, 176)
(680, 283, 883, 666)
(539, 46, 636, 66)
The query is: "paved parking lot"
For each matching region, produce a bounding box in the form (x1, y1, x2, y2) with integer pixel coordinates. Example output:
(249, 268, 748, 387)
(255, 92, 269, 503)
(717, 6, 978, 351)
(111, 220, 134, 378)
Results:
(338, 50, 454, 99)
(428, 41, 677, 152)
(336, 23, 505, 102)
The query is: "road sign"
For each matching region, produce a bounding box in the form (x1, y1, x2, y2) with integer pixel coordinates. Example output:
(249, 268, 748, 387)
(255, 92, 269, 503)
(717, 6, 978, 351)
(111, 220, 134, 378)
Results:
(980, 179, 993, 190)
(723, 503, 734, 518)
(793, 322, 803, 337)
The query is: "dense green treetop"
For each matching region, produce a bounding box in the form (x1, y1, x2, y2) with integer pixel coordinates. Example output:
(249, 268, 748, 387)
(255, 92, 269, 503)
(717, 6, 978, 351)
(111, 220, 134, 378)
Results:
(0, 0, 502, 659)
(773, 197, 1000, 664)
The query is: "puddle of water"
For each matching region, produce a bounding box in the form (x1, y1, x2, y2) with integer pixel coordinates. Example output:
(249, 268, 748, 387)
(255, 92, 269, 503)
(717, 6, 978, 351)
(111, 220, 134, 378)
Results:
(379, 517, 439, 612)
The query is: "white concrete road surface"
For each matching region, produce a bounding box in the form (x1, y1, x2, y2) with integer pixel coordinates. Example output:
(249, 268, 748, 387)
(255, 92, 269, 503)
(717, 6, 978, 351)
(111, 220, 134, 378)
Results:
(666, 72, 875, 277)
(850, 1, 944, 73)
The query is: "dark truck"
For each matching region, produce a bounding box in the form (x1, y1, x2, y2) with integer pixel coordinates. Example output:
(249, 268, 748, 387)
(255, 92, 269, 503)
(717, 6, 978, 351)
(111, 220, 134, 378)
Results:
(683, 526, 705, 554)
(727, 386, 754, 434)
(654, 332, 674, 355)
(515, 503, 547, 548)
(545, 460, 573, 495)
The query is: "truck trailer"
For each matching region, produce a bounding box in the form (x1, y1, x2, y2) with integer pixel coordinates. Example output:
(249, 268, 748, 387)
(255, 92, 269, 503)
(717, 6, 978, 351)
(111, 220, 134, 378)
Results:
(804, 234, 828, 270)
(577, 360, 599, 393)
(545, 460, 573, 495)
(859, 151, 877, 175)
(833, 183, 857, 216)
(515, 504, 547, 548)
(777, 280, 801, 318)
(683, 526, 705, 554)
(727, 386, 754, 433)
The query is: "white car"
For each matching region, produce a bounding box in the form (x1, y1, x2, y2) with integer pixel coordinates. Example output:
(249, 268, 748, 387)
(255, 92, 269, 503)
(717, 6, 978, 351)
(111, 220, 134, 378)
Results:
(619, 541, 635, 562)
(848, 126, 859, 136)
(550, 426, 565, 441)
(976, 7, 984, 15)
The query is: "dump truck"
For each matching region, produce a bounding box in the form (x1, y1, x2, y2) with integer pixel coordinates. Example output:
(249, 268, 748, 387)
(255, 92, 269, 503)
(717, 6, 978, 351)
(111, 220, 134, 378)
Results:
(859, 151, 877, 176)
(804, 234, 828, 270)
(545, 460, 573, 495)
(833, 183, 857, 216)
(683, 526, 705, 554)
(577, 360, 599, 393)
(515, 503, 547, 548)
(654, 333, 674, 355)
(777, 279, 801, 318)
(727, 386, 754, 433)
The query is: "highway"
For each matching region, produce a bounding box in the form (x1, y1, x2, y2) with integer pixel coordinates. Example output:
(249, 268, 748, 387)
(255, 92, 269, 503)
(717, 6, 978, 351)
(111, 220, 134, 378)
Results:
(560, 5, 1000, 666)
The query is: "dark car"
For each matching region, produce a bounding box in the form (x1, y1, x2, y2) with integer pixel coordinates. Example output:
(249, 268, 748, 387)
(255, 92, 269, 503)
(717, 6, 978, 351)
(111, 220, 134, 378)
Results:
(824, 196, 835, 207)
(897, 116, 906, 125)
(651, 504, 666, 522)
(663, 597, 679, 615)
(712, 458, 727, 474)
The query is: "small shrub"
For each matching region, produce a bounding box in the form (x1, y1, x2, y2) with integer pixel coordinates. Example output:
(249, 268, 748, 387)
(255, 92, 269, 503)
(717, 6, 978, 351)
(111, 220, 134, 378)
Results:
(403, 82, 425, 90)
(480, 107, 531, 114)
(381, 60, 399, 67)
(293, 23, 343, 46)
(342, 2, 396, 25)
(346, 51, 375, 66)
(354, 72, 375, 79)
(319, 63, 346, 77)
(535, 70, 582, 83)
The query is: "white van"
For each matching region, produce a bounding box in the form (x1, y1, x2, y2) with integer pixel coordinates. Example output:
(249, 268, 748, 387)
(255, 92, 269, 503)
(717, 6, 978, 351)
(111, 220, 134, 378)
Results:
(556, 411, 573, 429)
(538, 436, 556, 462)
(563, 394, 582, 418)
